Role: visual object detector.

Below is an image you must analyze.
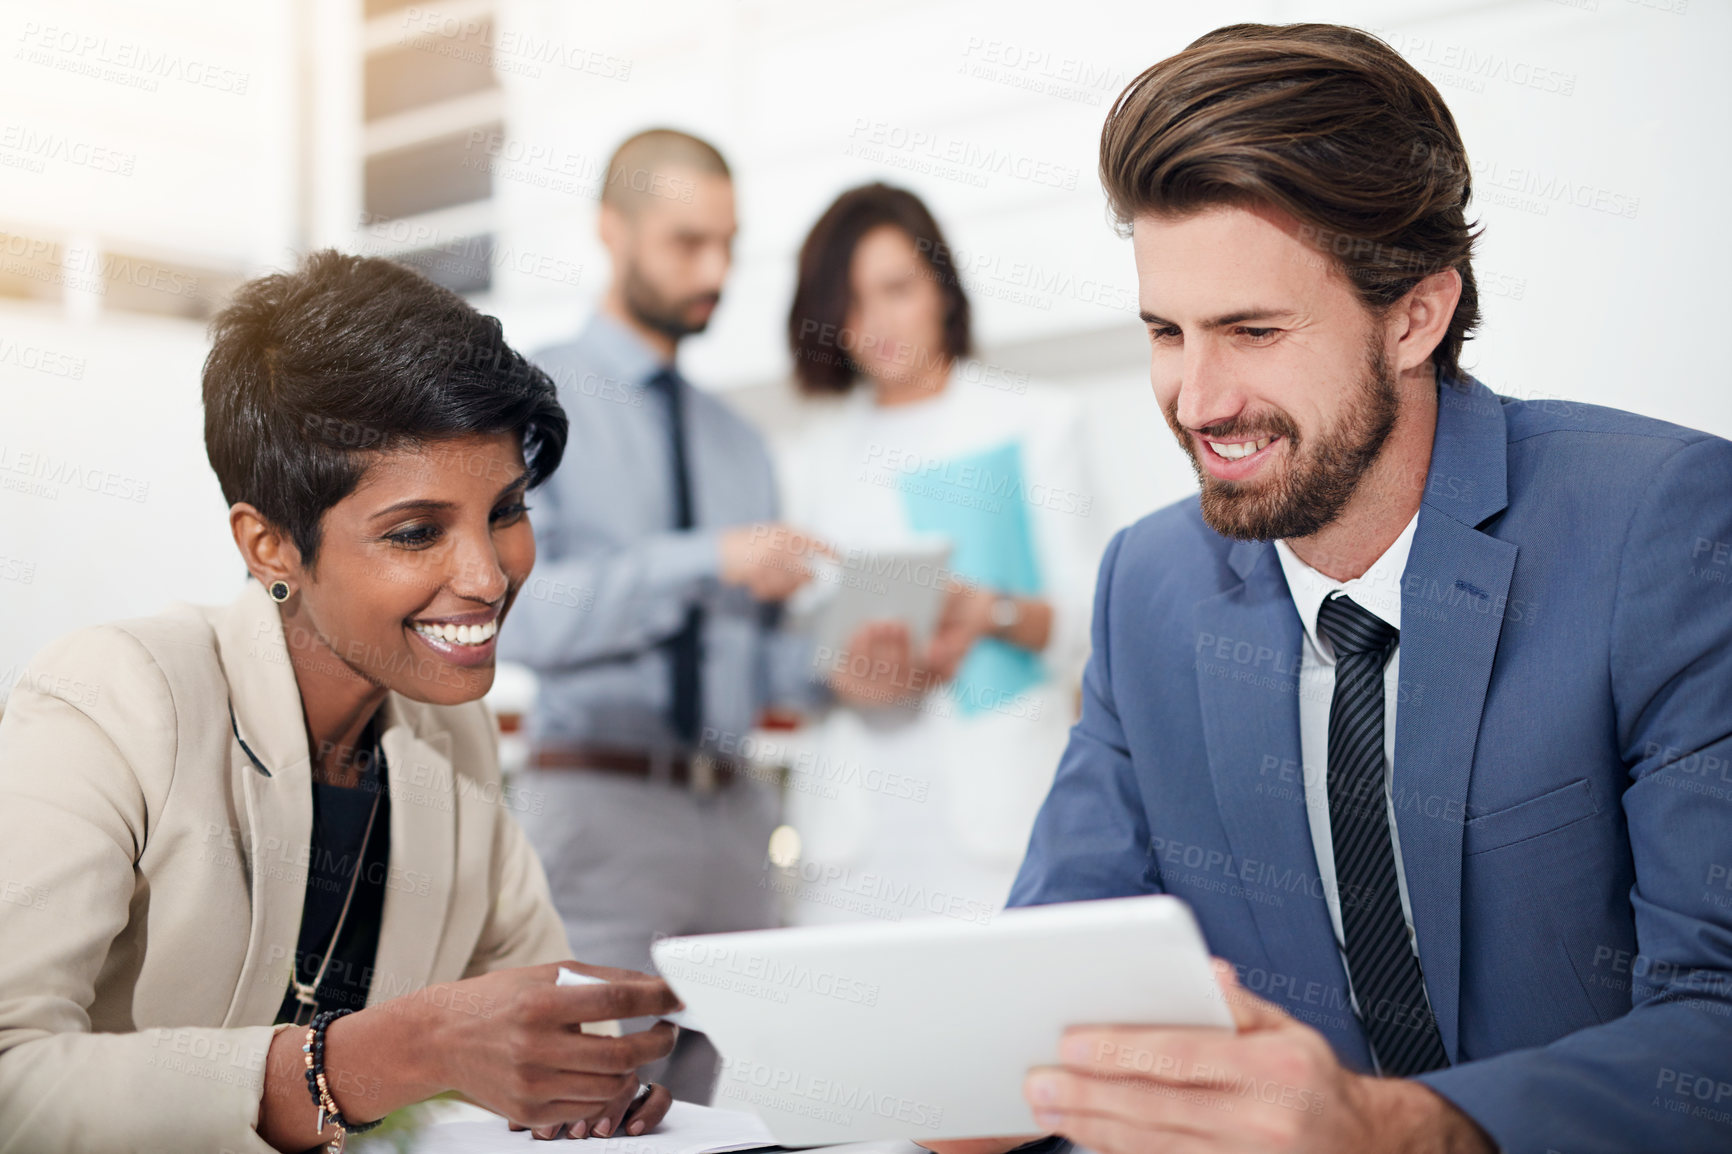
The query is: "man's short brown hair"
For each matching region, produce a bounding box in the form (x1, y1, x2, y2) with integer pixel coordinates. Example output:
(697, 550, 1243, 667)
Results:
(601, 128, 729, 215)
(1101, 23, 1481, 383)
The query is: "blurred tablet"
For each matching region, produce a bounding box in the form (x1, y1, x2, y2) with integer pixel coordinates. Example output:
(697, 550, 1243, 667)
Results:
(787, 536, 954, 655)
(650, 894, 1230, 1145)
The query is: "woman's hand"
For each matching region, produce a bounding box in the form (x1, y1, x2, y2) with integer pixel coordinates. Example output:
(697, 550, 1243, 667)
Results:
(924, 582, 998, 681)
(422, 961, 681, 1140)
(925, 584, 1053, 677)
(259, 961, 680, 1151)
(509, 1078, 674, 1141)
(826, 620, 932, 707)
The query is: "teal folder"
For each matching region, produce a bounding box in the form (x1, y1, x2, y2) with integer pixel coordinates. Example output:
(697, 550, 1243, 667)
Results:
(897, 439, 1046, 716)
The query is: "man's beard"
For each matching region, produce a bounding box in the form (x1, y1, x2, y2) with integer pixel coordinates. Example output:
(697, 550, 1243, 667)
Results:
(1164, 334, 1400, 542)
(621, 264, 721, 341)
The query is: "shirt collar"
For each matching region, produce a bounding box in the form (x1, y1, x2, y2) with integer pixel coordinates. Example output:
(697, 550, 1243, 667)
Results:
(1274, 510, 1419, 661)
(577, 309, 673, 390)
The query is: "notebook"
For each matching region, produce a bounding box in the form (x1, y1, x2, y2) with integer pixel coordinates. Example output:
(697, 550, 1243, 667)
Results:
(409, 1098, 778, 1154)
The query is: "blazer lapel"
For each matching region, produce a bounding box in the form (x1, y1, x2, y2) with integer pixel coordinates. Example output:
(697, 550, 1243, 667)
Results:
(212, 580, 315, 1027)
(211, 583, 460, 1021)
(1194, 540, 1366, 1063)
(368, 695, 458, 1003)
(1393, 377, 1518, 1062)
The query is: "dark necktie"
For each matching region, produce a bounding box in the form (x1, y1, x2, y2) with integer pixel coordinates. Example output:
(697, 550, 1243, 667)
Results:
(647, 368, 703, 746)
(1317, 593, 1449, 1077)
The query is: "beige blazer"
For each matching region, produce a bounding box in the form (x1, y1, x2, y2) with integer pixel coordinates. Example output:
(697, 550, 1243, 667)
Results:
(0, 580, 570, 1153)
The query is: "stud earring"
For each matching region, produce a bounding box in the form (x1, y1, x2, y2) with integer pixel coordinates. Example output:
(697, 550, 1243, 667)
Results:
(268, 580, 291, 603)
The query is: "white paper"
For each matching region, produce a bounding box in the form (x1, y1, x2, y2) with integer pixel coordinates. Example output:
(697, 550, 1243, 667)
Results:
(557, 966, 701, 1032)
(407, 1099, 776, 1154)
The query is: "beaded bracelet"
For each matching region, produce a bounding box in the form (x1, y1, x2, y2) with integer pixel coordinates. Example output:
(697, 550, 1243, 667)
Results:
(303, 1008, 384, 1152)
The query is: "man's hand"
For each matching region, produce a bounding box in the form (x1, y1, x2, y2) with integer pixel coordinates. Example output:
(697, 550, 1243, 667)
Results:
(719, 522, 828, 601)
(825, 620, 932, 708)
(1020, 960, 1497, 1154)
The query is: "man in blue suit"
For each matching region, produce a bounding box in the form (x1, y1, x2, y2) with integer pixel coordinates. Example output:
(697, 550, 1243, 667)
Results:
(955, 23, 1732, 1154)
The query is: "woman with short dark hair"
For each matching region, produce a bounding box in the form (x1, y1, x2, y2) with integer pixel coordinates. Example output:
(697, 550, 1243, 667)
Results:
(787, 183, 973, 398)
(0, 251, 677, 1151)
(779, 185, 1106, 924)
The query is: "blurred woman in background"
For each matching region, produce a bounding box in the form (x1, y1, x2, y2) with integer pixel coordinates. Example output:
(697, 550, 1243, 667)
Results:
(0, 252, 677, 1151)
(779, 184, 1105, 924)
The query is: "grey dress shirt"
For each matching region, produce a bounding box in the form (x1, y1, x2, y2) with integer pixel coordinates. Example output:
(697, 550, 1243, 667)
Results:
(499, 312, 824, 754)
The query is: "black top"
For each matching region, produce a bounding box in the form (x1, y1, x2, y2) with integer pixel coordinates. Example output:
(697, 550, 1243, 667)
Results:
(274, 737, 391, 1024)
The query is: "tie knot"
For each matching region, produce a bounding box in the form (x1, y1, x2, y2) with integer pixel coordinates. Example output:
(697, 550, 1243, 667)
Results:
(1317, 594, 1398, 657)
(645, 367, 681, 395)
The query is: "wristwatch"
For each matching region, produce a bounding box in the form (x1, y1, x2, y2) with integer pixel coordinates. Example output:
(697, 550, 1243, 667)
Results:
(989, 595, 1021, 635)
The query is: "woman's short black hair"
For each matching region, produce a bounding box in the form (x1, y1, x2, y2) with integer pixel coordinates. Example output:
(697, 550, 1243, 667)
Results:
(202, 249, 567, 571)
(787, 182, 972, 395)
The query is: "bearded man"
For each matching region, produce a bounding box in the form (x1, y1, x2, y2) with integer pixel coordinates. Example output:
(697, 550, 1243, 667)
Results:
(499, 129, 838, 1105)
(933, 22, 1732, 1154)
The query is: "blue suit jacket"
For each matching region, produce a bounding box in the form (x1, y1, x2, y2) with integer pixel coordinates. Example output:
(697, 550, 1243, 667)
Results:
(1009, 375, 1732, 1153)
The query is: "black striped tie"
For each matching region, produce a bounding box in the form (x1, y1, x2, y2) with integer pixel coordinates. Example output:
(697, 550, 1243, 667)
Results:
(1317, 593, 1449, 1077)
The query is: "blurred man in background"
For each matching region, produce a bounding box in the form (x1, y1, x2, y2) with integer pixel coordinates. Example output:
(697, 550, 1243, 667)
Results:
(499, 129, 832, 1103)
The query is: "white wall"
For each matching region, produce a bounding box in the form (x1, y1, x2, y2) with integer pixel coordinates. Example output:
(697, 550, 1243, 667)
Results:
(3, 0, 1728, 687)
(0, 0, 297, 688)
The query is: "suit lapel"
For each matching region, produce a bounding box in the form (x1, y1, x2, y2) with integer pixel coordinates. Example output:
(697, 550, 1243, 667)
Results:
(1194, 540, 1365, 1062)
(1393, 377, 1517, 1062)
(211, 582, 461, 1021)
(369, 696, 458, 1002)
(213, 581, 314, 1026)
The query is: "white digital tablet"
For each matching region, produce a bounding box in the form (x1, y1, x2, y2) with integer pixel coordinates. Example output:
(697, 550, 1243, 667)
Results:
(787, 536, 955, 656)
(650, 894, 1231, 1146)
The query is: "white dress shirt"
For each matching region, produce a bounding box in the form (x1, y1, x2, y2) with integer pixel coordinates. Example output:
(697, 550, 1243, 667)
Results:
(776, 363, 1106, 914)
(1273, 512, 1423, 982)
